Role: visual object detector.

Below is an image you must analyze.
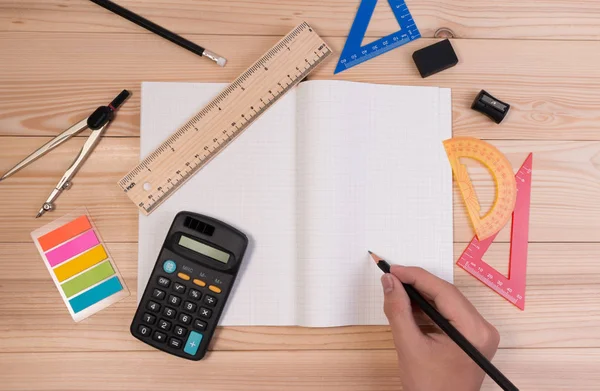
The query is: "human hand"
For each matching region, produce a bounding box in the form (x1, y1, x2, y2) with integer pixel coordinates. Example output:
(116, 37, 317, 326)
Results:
(381, 265, 500, 391)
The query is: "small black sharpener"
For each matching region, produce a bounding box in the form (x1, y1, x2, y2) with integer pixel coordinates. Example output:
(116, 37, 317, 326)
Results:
(471, 90, 510, 124)
(412, 39, 458, 78)
(130, 212, 248, 360)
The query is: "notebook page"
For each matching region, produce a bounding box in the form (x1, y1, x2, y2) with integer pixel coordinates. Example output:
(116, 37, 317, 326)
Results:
(138, 82, 298, 325)
(296, 81, 453, 327)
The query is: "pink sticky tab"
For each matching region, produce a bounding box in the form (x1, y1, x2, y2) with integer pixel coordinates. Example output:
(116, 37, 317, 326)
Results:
(45, 230, 99, 267)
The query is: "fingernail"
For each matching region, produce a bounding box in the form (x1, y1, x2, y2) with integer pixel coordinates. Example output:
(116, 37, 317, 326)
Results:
(381, 274, 394, 294)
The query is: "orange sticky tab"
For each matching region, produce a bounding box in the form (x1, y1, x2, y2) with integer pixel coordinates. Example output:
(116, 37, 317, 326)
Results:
(38, 215, 93, 251)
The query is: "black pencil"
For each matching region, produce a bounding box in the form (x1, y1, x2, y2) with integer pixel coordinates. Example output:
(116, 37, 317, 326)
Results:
(369, 251, 519, 391)
(89, 0, 226, 67)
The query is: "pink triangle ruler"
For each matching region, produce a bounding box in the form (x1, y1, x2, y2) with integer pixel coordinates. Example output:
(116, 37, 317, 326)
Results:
(457, 153, 532, 310)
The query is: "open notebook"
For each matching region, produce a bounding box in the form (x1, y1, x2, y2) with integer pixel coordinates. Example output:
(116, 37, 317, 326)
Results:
(138, 80, 453, 327)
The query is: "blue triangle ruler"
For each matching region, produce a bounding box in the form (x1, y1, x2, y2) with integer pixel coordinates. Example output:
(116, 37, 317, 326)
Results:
(334, 0, 421, 74)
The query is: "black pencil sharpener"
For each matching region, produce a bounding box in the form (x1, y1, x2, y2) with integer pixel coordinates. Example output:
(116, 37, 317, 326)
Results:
(471, 90, 510, 124)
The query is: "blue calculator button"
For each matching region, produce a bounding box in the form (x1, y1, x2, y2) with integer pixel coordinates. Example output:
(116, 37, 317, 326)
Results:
(184, 331, 203, 356)
(163, 260, 177, 274)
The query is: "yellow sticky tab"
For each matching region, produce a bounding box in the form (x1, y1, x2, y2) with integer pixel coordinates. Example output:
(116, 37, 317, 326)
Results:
(53, 245, 108, 282)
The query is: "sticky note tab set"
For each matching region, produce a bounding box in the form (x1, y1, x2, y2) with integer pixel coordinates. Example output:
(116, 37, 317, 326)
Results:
(31, 210, 129, 321)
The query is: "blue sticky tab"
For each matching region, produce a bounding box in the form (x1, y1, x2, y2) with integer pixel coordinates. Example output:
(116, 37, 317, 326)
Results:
(184, 331, 204, 356)
(69, 276, 123, 313)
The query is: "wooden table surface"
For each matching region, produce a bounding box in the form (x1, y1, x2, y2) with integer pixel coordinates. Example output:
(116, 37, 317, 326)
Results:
(1, 1, 600, 390)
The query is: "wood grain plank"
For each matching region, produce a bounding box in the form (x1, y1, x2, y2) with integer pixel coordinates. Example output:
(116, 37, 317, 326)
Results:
(1, 349, 599, 391)
(2, 0, 600, 40)
(2, 33, 600, 140)
(1, 242, 598, 352)
(1, 138, 598, 243)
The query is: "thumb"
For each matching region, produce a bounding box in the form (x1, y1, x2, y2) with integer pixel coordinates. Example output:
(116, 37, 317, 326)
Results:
(381, 273, 423, 343)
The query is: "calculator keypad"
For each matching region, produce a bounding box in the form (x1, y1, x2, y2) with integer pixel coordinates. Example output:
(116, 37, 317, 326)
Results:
(143, 313, 156, 324)
(189, 289, 201, 300)
(153, 331, 167, 343)
(157, 276, 171, 288)
(174, 326, 187, 337)
(147, 301, 161, 312)
(158, 319, 172, 331)
(198, 307, 212, 319)
(152, 289, 166, 300)
(163, 307, 176, 319)
(183, 301, 197, 312)
(173, 283, 186, 294)
(203, 295, 217, 307)
(179, 313, 192, 325)
(131, 258, 233, 361)
(169, 338, 183, 349)
(139, 325, 151, 336)
(193, 319, 207, 331)
(168, 295, 182, 307)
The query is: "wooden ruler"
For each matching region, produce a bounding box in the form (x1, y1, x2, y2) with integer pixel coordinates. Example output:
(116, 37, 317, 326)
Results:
(118, 22, 332, 215)
(443, 137, 517, 240)
(457, 153, 532, 310)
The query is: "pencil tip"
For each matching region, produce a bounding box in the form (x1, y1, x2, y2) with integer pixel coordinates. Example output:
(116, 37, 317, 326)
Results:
(368, 251, 383, 263)
(367, 250, 372, 254)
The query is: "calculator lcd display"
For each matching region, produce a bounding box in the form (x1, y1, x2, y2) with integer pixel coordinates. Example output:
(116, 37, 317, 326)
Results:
(178, 235, 230, 264)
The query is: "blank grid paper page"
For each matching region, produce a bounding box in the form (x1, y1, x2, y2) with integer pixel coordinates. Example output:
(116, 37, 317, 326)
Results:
(296, 81, 453, 327)
(139, 83, 298, 325)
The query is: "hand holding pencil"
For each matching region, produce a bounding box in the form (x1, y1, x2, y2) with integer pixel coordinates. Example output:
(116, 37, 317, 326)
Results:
(371, 252, 518, 391)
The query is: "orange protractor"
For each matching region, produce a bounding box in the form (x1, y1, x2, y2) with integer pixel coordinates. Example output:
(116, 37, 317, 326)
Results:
(443, 137, 517, 240)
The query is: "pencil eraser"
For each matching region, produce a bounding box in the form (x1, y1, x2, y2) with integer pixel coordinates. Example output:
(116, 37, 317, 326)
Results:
(412, 39, 458, 78)
(217, 57, 227, 67)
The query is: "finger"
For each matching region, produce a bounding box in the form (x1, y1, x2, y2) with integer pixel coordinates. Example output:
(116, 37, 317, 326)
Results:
(381, 273, 423, 345)
(390, 265, 484, 326)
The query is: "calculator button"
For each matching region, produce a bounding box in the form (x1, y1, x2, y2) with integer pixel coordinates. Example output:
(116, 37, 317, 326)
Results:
(193, 319, 207, 331)
(146, 301, 161, 312)
(163, 307, 177, 319)
(158, 319, 172, 331)
(157, 276, 171, 288)
(173, 283, 186, 294)
(174, 325, 187, 337)
(177, 272, 191, 281)
(163, 260, 177, 274)
(199, 307, 212, 319)
(184, 331, 204, 356)
(179, 313, 192, 325)
(168, 295, 182, 307)
(203, 295, 217, 307)
(189, 289, 202, 300)
(152, 288, 166, 300)
(138, 325, 151, 337)
(142, 313, 157, 325)
(183, 301, 197, 312)
(153, 331, 167, 343)
(169, 337, 183, 349)
(208, 285, 222, 294)
(193, 279, 206, 287)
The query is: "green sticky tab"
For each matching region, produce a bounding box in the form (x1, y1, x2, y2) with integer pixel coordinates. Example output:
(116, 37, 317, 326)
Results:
(61, 261, 115, 298)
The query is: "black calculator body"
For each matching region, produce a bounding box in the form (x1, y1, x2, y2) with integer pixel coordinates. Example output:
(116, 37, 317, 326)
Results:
(130, 212, 248, 360)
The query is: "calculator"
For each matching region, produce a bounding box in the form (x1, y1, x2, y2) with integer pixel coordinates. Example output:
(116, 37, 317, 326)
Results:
(130, 212, 248, 360)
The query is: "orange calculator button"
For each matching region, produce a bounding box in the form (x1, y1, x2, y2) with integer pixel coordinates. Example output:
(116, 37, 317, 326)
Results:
(208, 285, 222, 294)
(193, 279, 206, 287)
(177, 272, 191, 281)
